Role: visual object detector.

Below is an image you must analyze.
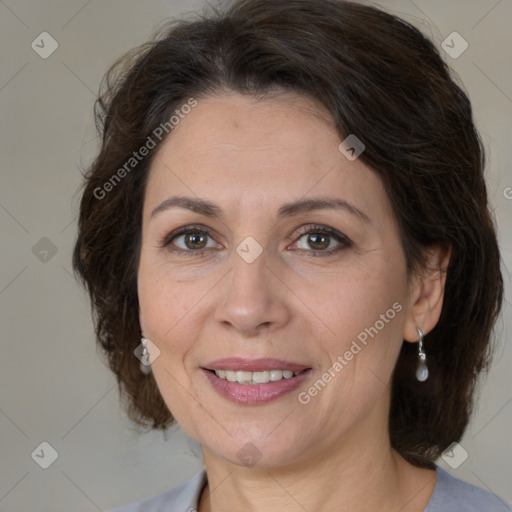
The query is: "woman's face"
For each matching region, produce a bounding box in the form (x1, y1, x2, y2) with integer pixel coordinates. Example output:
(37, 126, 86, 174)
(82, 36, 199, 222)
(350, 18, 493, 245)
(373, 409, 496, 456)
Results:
(137, 91, 419, 469)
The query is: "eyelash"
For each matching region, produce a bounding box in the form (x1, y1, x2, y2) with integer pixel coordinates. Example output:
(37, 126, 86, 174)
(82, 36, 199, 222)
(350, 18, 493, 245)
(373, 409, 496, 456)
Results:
(160, 224, 352, 258)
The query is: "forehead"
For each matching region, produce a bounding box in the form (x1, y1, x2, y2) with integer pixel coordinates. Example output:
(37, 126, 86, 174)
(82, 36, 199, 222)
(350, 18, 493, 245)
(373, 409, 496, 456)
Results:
(144, 92, 392, 225)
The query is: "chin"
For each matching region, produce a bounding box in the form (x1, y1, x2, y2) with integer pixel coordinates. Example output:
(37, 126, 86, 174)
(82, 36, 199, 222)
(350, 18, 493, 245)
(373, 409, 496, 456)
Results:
(200, 425, 315, 470)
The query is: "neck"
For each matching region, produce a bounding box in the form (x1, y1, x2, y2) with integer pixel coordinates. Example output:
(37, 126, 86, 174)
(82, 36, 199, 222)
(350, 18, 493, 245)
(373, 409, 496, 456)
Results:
(198, 415, 436, 512)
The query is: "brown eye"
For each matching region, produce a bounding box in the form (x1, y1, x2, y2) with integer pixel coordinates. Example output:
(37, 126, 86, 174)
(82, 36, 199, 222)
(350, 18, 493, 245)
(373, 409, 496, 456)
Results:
(162, 226, 220, 255)
(291, 225, 352, 256)
(182, 232, 208, 250)
(304, 233, 331, 251)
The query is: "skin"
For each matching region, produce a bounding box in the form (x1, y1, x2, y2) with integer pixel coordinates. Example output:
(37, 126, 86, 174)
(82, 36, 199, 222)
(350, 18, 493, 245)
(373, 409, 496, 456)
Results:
(137, 91, 451, 512)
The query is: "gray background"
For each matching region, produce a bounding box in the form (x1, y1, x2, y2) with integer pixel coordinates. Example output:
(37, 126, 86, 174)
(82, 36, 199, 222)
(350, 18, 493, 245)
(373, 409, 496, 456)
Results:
(0, 0, 511, 510)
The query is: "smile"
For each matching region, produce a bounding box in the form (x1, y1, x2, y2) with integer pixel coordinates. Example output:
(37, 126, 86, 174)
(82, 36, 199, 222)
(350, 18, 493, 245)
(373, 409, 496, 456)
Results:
(202, 358, 312, 404)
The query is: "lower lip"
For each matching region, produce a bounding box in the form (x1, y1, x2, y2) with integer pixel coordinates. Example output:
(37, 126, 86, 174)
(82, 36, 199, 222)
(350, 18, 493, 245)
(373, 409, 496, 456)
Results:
(202, 369, 312, 405)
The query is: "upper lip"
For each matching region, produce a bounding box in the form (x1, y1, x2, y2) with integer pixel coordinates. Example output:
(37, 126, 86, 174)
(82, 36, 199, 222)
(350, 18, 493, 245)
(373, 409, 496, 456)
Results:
(204, 358, 310, 372)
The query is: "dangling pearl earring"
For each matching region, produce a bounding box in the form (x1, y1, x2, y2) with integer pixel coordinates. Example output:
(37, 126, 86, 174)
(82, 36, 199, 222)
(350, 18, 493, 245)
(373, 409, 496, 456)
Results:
(416, 327, 429, 382)
(140, 337, 152, 375)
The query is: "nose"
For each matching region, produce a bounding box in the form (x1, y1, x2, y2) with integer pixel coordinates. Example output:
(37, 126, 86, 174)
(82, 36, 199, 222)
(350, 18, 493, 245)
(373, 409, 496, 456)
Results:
(214, 243, 291, 337)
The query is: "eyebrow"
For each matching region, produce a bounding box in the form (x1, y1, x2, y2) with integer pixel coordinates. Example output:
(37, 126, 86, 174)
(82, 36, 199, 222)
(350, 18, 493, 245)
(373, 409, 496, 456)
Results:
(150, 196, 371, 224)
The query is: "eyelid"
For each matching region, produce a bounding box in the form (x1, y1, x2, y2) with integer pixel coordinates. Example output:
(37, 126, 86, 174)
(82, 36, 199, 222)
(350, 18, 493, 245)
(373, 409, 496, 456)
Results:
(288, 224, 352, 254)
(161, 224, 209, 246)
(159, 224, 222, 254)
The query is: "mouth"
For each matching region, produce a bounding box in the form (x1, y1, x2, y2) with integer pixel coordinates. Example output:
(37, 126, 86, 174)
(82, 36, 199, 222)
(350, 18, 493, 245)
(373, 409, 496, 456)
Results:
(202, 358, 312, 404)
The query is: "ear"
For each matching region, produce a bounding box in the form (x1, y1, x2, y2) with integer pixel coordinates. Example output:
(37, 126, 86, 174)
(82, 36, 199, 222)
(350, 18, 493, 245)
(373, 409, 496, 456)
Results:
(403, 244, 451, 342)
(138, 306, 146, 337)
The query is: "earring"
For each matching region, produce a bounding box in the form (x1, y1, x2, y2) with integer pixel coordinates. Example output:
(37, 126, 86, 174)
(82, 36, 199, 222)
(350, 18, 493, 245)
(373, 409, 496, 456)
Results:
(416, 328, 429, 382)
(140, 337, 152, 375)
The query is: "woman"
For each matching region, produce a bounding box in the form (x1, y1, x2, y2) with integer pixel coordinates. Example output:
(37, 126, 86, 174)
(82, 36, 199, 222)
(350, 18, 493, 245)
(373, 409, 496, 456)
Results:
(72, 0, 509, 510)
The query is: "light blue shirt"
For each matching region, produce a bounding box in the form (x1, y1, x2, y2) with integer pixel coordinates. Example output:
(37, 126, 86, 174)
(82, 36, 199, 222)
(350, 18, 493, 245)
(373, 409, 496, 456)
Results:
(106, 465, 511, 511)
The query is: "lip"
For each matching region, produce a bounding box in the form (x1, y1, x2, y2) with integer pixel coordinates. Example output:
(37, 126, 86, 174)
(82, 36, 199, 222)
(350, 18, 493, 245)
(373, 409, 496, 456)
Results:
(201, 360, 312, 405)
(204, 357, 310, 373)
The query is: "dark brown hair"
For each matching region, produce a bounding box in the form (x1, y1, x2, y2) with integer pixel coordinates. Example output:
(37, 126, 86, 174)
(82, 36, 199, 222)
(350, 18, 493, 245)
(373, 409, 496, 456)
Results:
(72, 0, 504, 467)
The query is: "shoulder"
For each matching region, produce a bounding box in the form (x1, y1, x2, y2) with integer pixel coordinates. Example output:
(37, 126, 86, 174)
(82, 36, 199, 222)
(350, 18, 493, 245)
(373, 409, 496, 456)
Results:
(105, 469, 207, 512)
(425, 465, 511, 512)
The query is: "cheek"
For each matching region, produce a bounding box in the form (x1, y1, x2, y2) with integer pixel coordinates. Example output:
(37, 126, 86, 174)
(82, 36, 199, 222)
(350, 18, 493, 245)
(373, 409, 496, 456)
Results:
(137, 256, 214, 367)
(301, 259, 403, 335)
(138, 259, 183, 347)
(137, 264, 198, 420)
(307, 259, 406, 385)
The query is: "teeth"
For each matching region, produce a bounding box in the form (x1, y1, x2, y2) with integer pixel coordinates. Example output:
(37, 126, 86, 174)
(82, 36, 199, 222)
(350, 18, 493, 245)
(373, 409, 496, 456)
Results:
(236, 371, 252, 383)
(270, 370, 283, 381)
(253, 370, 270, 384)
(214, 369, 301, 384)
